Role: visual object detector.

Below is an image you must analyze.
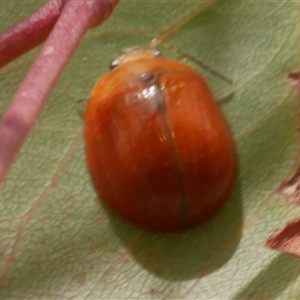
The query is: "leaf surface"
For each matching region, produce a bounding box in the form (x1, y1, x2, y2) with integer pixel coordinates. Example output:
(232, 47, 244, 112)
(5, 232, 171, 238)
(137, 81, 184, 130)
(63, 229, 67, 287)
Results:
(0, 1, 300, 299)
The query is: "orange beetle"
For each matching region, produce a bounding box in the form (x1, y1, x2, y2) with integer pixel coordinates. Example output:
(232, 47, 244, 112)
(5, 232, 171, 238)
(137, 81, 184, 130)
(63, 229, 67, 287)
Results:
(84, 48, 237, 231)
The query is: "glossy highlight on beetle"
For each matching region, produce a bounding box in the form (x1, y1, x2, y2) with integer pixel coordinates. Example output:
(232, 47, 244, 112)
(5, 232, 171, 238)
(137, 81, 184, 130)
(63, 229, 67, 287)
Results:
(84, 48, 237, 231)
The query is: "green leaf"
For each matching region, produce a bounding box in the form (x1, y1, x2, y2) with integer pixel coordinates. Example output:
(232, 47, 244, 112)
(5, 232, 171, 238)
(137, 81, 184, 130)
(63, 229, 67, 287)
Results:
(1, 0, 299, 298)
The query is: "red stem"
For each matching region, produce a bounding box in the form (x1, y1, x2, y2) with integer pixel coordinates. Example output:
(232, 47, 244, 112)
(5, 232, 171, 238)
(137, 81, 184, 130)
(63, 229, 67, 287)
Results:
(0, 0, 64, 68)
(0, 0, 119, 183)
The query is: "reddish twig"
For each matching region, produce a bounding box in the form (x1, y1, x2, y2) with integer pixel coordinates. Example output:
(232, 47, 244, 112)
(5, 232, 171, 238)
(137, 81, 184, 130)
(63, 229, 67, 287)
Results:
(0, 0, 119, 183)
(0, 0, 64, 68)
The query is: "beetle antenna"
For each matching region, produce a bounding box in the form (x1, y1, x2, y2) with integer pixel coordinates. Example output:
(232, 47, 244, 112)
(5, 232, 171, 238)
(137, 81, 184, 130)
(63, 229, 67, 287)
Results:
(163, 44, 232, 85)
